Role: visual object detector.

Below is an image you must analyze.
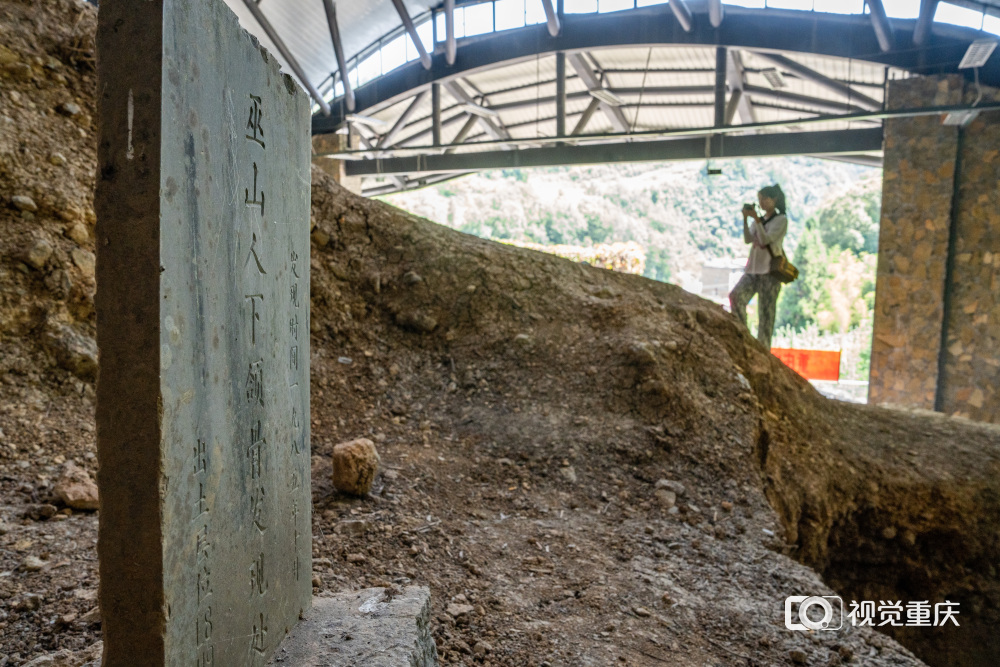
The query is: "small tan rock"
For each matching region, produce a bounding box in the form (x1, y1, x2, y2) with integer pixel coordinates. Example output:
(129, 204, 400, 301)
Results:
(654, 489, 676, 509)
(311, 226, 330, 247)
(12, 194, 37, 211)
(395, 310, 437, 334)
(22, 555, 45, 572)
(65, 223, 89, 246)
(53, 462, 99, 511)
(57, 203, 84, 223)
(57, 101, 81, 116)
(25, 238, 53, 270)
(49, 152, 67, 166)
(446, 603, 474, 618)
(71, 248, 95, 280)
(332, 438, 380, 496)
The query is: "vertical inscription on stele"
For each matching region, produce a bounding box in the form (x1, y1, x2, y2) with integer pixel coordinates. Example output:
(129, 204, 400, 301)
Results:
(95, 1, 310, 665)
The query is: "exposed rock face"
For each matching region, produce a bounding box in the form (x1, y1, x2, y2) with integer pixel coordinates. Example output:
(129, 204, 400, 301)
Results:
(332, 438, 381, 496)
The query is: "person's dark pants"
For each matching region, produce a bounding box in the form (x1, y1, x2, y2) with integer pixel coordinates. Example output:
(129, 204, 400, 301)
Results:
(729, 272, 782, 348)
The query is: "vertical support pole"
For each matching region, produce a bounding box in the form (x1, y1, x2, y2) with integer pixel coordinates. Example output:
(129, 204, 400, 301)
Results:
(714, 46, 727, 128)
(445, 0, 457, 66)
(556, 52, 567, 138)
(432, 83, 442, 147)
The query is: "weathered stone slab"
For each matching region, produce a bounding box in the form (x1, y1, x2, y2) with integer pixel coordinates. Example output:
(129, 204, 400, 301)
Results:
(95, 0, 311, 665)
(266, 588, 439, 667)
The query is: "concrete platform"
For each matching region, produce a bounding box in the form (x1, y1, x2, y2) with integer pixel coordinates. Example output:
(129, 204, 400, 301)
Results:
(267, 587, 439, 666)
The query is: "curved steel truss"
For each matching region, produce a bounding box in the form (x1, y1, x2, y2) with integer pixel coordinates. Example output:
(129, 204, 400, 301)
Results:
(306, 3, 1000, 195)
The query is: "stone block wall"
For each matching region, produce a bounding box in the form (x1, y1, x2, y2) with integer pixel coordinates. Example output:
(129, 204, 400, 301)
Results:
(870, 74, 1000, 422)
(937, 83, 1000, 421)
(869, 76, 962, 409)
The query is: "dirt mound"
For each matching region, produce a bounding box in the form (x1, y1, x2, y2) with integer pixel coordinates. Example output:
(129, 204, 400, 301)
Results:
(307, 168, 1000, 666)
(2, 1, 1000, 665)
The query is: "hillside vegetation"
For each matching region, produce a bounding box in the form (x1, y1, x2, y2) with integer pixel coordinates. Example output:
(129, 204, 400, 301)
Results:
(385, 158, 882, 377)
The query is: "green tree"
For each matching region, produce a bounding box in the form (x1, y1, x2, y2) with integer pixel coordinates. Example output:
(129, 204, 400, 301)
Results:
(776, 225, 831, 331)
(644, 247, 673, 282)
(811, 181, 881, 255)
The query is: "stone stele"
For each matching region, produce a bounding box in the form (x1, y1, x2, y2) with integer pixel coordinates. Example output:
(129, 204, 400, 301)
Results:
(95, 0, 311, 664)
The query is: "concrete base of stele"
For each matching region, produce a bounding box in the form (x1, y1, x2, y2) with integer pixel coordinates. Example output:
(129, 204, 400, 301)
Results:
(267, 587, 439, 666)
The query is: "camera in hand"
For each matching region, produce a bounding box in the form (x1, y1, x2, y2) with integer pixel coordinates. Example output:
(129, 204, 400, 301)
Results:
(743, 202, 755, 212)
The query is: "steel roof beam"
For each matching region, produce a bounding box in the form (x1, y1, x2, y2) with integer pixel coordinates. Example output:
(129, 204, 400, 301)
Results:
(743, 84, 869, 115)
(241, 0, 330, 116)
(708, 0, 724, 29)
(572, 98, 602, 135)
(385, 85, 852, 147)
(556, 52, 567, 137)
(867, 0, 896, 53)
(364, 171, 475, 197)
(669, 0, 694, 32)
(432, 83, 442, 146)
(320, 0, 354, 113)
(313, 8, 994, 135)
(754, 52, 882, 111)
(345, 128, 883, 176)
(378, 91, 428, 148)
(357, 133, 408, 190)
(444, 81, 511, 140)
(914, 0, 938, 46)
(714, 47, 727, 127)
(446, 115, 481, 153)
(568, 53, 630, 133)
(815, 153, 883, 168)
(444, 0, 457, 66)
(726, 50, 755, 125)
(391, 0, 432, 70)
(541, 0, 561, 37)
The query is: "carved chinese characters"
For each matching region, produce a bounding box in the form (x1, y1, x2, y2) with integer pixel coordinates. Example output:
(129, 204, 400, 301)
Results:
(95, 0, 311, 665)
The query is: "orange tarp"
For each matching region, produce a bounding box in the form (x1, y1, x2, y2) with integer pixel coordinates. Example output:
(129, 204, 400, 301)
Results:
(770, 348, 841, 381)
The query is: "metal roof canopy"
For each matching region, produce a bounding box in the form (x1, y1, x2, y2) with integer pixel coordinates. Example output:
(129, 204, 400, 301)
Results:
(232, 2, 1000, 195)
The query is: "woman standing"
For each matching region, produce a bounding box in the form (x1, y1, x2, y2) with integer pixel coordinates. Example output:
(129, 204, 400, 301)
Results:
(729, 184, 788, 348)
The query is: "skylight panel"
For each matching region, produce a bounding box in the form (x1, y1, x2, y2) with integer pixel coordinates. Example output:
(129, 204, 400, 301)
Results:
(599, 0, 635, 12)
(564, 0, 599, 14)
(357, 52, 381, 86)
(983, 14, 1000, 37)
(381, 34, 407, 73)
(465, 2, 495, 36)
(495, 0, 527, 31)
(882, 0, 919, 19)
(935, 2, 984, 30)
(814, 0, 863, 13)
(526, 0, 549, 23)
(765, 0, 814, 10)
